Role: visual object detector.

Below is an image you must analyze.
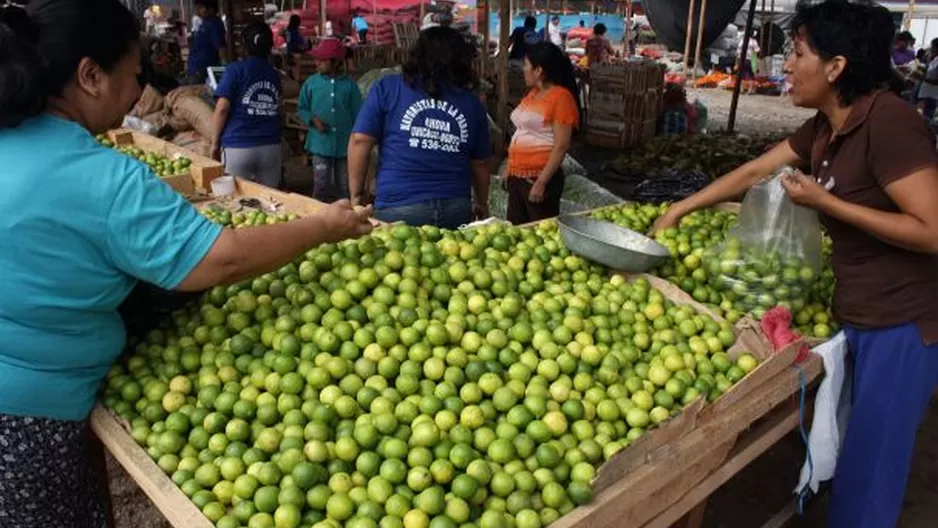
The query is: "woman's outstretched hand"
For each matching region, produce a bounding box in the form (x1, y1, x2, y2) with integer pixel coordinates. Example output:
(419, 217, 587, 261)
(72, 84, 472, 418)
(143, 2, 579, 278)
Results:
(318, 199, 374, 242)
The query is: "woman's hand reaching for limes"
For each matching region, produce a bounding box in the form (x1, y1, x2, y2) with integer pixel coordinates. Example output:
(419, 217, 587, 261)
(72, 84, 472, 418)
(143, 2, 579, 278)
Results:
(650, 206, 685, 235)
(318, 199, 374, 243)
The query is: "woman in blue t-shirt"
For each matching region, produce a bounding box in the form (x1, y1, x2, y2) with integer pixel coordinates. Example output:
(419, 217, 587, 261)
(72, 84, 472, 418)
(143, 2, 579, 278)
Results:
(348, 26, 492, 228)
(210, 21, 283, 188)
(0, 2, 373, 524)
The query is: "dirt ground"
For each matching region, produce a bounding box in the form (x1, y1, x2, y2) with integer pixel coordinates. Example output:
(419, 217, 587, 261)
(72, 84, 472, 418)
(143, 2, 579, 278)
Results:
(105, 89, 938, 528)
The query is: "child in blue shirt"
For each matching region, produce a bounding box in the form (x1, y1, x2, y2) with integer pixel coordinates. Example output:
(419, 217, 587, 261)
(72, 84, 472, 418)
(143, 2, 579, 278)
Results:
(297, 39, 362, 202)
(211, 21, 283, 188)
(352, 12, 369, 44)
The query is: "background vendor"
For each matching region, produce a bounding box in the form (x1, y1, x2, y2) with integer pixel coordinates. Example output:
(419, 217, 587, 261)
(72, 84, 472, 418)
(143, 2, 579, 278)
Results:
(186, 0, 226, 83)
(348, 26, 492, 228)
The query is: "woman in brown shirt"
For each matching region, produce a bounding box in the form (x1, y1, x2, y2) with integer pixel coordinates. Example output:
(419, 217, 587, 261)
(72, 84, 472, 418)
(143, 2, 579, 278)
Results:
(655, 2, 938, 526)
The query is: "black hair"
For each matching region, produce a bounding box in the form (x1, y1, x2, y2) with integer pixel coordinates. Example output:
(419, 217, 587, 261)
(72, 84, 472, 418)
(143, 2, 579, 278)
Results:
(243, 20, 273, 57)
(288, 14, 301, 30)
(525, 41, 582, 128)
(524, 16, 536, 29)
(594, 23, 607, 36)
(790, 0, 903, 105)
(551, 16, 560, 22)
(896, 30, 914, 43)
(0, 0, 139, 129)
(578, 20, 585, 27)
(403, 25, 477, 99)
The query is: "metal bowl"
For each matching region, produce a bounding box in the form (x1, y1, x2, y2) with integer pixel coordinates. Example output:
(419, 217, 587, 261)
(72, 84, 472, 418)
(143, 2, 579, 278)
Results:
(558, 215, 670, 272)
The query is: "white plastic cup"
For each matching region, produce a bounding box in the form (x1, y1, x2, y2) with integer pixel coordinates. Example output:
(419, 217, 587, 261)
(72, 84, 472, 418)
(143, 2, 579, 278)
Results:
(210, 176, 235, 197)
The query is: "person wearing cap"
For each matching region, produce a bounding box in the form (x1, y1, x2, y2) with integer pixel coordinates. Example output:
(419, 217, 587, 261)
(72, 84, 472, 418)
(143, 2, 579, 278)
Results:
(297, 38, 361, 202)
(210, 21, 283, 188)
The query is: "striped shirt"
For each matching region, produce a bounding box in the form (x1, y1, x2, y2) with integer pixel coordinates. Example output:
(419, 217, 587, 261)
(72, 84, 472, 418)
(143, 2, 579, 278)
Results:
(507, 86, 579, 178)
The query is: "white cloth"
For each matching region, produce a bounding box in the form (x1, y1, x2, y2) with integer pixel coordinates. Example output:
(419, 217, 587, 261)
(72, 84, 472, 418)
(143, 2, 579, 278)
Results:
(548, 22, 563, 47)
(325, 20, 333, 37)
(795, 332, 852, 494)
(919, 58, 938, 100)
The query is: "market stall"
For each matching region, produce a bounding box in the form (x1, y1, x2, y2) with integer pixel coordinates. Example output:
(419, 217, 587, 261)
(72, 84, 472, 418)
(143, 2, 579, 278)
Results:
(91, 197, 829, 528)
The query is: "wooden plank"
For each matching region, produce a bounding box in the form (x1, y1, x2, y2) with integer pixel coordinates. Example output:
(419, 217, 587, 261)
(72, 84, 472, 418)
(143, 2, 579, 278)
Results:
(550, 355, 822, 528)
(90, 406, 214, 528)
(644, 397, 811, 528)
(617, 438, 735, 527)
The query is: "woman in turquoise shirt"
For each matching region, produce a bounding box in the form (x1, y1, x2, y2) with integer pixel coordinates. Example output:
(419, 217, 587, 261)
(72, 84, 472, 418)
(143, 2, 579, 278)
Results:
(0, 1, 372, 525)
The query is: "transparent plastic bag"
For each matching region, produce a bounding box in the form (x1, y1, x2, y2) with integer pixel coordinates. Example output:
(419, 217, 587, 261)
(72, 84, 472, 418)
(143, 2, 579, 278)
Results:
(703, 167, 822, 320)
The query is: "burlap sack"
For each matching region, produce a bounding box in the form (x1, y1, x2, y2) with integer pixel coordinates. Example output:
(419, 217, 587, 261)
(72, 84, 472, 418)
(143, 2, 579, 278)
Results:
(131, 85, 164, 117)
(165, 85, 208, 109)
(172, 94, 215, 141)
(280, 73, 300, 99)
(167, 112, 193, 132)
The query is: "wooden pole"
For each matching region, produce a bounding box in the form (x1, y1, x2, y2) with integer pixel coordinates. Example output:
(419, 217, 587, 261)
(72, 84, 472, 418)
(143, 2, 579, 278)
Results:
(625, 0, 633, 55)
(905, 0, 915, 31)
(480, 0, 490, 76)
(497, 0, 511, 153)
(419, 0, 425, 24)
(767, 0, 775, 66)
(319, 0, 326, 37)
(728, 0, 759, 133)
(692, 0, 709, 81)
(681, 0, 697, 75)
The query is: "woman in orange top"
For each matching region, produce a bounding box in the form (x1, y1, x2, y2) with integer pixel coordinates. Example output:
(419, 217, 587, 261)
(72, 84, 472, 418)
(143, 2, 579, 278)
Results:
(504, 42, 581, 224)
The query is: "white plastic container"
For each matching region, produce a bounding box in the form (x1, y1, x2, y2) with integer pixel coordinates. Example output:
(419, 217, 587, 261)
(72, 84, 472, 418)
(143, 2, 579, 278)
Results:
(210, 175, 235, 197)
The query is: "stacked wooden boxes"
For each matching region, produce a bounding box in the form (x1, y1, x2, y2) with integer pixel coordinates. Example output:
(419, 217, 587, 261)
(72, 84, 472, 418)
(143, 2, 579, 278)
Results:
(392, 23, 419, 62)
(585, 61, 665, 149)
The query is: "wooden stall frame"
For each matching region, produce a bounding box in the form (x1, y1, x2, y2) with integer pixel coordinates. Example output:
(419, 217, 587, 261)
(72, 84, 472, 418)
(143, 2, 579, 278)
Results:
(93, 261, 821, 528)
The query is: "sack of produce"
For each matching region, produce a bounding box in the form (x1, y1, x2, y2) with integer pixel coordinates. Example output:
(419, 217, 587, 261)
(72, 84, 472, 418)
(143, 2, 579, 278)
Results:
(702, 168, 823, 320)
(131, 84, 165, 117)
(172, 94, 215, 142)
(164, 85, 208, 108)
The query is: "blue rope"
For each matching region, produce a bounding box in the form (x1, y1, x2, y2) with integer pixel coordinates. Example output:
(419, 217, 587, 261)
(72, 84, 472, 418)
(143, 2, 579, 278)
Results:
(795, 365, 813, 515)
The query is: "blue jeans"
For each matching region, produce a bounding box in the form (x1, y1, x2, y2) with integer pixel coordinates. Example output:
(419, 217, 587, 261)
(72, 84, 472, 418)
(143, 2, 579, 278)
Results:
(829, 323, 938, 528)
(374, 198, 471, 229)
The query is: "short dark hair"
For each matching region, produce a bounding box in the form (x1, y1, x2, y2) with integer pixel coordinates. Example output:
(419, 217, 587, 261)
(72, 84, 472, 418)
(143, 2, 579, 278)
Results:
(524, 16, 536, 29)
(896, 30, 914, 43)
(0, 0, 139, 129)
(593, 23, 607, 36)
(790, 0, 901, 105)
(288, 14, 301, 29)
(243, 21, 273, 58)
(196, 0, 219, 11)
(552, 16, 560, 22)
(403, 26, 477, 99)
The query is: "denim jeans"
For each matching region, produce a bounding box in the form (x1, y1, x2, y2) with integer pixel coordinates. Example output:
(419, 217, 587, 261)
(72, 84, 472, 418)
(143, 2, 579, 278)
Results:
(311, 156, 349, 203)
(375, 198, 471, 229)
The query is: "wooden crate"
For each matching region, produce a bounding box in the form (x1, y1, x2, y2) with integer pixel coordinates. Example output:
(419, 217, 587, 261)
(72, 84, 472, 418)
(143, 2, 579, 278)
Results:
(585, 61, 665, 150)
(392, 23, 419, 50)
(107, 129, 224, 192)
(91, 250, 821, 528)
